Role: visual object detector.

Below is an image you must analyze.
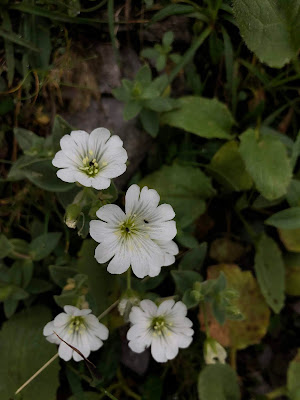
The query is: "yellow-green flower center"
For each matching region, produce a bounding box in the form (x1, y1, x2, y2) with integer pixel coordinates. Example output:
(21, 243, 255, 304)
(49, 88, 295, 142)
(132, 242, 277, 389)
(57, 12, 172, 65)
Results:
(119, 217, 138, 236)
(79, 150, 107, 177)
(151, 316, 171, 336)
(68, 316, 86, 333)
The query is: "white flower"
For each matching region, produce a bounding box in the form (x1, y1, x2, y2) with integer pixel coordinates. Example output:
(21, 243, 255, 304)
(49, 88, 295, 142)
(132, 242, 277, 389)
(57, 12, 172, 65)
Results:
(127, 299, 194, 363)
(89, 184, 179, 278)
(52, 128, 128, 190)
(43, 305, 109, 362)
(204, 338, 227, 365)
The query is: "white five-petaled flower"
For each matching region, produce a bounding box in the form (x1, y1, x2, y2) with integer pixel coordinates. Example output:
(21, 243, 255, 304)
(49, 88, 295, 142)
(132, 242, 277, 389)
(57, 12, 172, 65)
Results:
(127, 299, 194, 363)
(52, 128, 128, 190)
(43, 305, 109, 362)
(89, 184, 179, 278)
(203, 338, 227, 365)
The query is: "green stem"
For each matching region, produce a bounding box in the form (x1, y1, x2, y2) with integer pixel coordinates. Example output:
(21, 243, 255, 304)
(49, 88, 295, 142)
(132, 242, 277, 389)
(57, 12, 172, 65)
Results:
(127, 268, 132, 291)
(167, 26, 212, 86)
(97, 299, 119, 320)
(266, 386, 288, 399)
(80, 0, 107, 13)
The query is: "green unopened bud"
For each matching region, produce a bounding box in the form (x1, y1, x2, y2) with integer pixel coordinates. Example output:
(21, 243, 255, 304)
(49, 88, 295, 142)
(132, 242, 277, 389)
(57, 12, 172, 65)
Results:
(118, 291, 140, 322)
(65, 204, 81, 229)
(191, 289, 203, 302)
(223, 288, 239, 301)
(193, 281, 202, 292)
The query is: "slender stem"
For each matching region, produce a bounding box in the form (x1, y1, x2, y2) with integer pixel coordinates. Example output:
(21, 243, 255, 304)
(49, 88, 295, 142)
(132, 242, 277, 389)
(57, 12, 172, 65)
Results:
(266, 386, 288, 399)
(15, 353, 59, 395)
(127, 268, 131, 291)
(97, 300, 119, 320)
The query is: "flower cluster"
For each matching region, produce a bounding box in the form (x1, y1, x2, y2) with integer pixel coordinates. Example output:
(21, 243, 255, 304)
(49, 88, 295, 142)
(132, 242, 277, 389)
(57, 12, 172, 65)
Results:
(45, 128, 193, 364)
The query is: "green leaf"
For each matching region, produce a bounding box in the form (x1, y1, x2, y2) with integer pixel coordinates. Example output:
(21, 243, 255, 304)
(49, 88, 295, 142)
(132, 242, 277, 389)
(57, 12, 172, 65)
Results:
(144, 97, 177, 112)
(265, 207, 300, 230)
(0, 234, 13, 258)
(4, 298, 19, 318)
(14, 127, 44, 152)
(135, 64, 152, 86)
(255, 234, 285, 313)
(22, 159, 74, 192)
(232, 0, 300, 68)
(287, 180, 300, 207)
(49, 265, 78, 288)
(123, 100, 142, 120)
(151, 4, 195, 23)
(284, 253, 300, 296)
(198, 364, 240, 400)
(161, 96, 234, 139)
(291, 131, 300, 170)
(239, 129, 292, 200)
(27, 278, 53, 294)
(7, 155, 44, 181)
(140, 164, 215, 228)
(140, 109, 159, 137)
(209, 141, 253, 191)
(179, 243, 207, 271)
(287, 350, 300, 400)
(51, 115, 73, 151)
(162, 31, 174, 47)
(0, 27, 39, 51)
(0, 306, 59, 400)
(182, 289, 200, 309)
(30, 232, 62, 261)
(171, 270, 202, 294)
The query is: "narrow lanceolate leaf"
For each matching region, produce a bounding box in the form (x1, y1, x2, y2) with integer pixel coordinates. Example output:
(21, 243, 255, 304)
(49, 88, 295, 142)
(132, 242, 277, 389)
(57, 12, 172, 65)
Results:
(255, 234, 285, 313)
(265, 207, 300, 230)
(0, 27, 39, 51)
(198, 364, 240, 400)
(161, 96, 234, 139)
(233, 0, 300, 68)
(239, 129, 292, 200)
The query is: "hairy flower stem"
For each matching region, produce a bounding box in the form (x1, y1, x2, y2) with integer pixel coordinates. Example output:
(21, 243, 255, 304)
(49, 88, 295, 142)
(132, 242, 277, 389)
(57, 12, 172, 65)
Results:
(15, 300, 119, 396)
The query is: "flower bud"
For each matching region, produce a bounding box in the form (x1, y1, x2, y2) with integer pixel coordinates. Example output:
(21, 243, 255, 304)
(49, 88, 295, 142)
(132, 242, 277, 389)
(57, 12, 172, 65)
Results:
(204, 338, 227, 365)
(65, 204, 81, 229)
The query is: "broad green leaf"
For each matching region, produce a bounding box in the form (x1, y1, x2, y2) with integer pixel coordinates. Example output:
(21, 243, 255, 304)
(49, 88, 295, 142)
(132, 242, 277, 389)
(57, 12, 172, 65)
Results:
(182, 289, 200, 309)
(140, 164, 215, 228)
(161, 96, 234, 139)
(198, 364, 240, 400)
(0, 306, 59, 400)
(255, 234, 285, 313)
(233, 0, 300, 68)
(291, 131, 300, 170)
(171, 270, 202, 294)
(22, 159, 74, 192)
(140, 108, 159, 137)
(203, 264, 270, 349)
(287, 180, 300, 207)
(123, 100, 142, 120)
(49, 265, 78, 288)
(30, 232, 62, 261)
(135, 64, 152, 86)
(287, 349, 300, 400)
(27, 278, 53, 294)
(77, 240, 116, 315)
(209, 141, 253, 191)
(0, 234, 13, 258)
(14, 127, 44, 152)
(239, 129, 292, 200)
(265, 207, 300, 230)
(51, 115, 73, 151)
(279, 228, 300, 252)
(9, 238, 31, 259)
(7, 155, 45, 181)
(179, 243, 207, 271)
